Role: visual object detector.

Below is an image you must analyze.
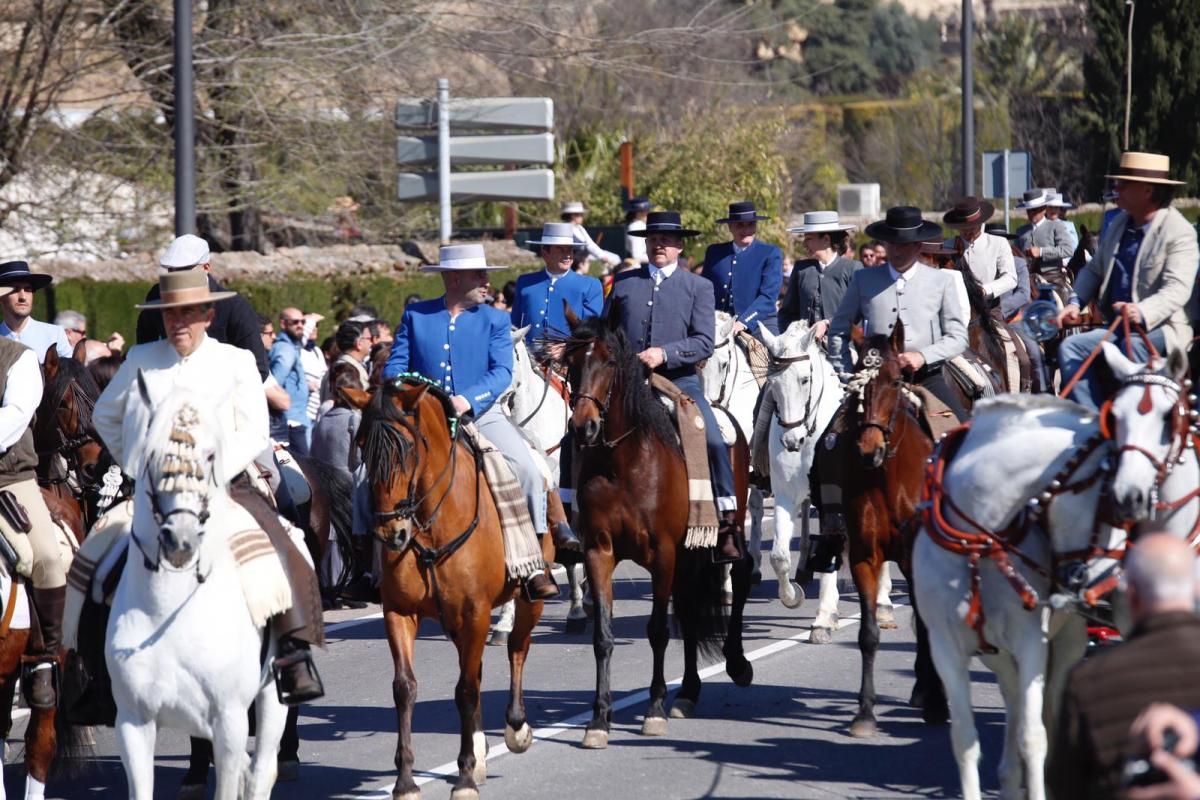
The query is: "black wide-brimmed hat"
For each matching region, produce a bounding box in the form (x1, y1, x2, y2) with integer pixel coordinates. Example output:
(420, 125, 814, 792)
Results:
(943, 196, 996, 229)
(864, 206, 943, 244)
(625, 196, 651, 213)
(716, 201, 770, 224)
(628, 210, 700, 238)
(0, 261, 52, 291)
(984, 223, 1018, 240)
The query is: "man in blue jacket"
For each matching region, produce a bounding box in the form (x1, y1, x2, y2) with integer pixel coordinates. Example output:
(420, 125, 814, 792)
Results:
(513, 222, 604, 343)
(610, 211, 741, 562)
(382, 244, 563, 599)
(701, 201, 783, 340)
(270, 306, 312, 455)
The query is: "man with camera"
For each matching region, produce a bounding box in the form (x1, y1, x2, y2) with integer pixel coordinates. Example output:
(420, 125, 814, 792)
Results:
(1050, 533, 1200, 799)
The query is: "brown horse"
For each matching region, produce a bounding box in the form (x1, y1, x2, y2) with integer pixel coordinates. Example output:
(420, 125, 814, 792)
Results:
(815, 321, 946, 737)
(558, 309, 752, 748)
(346, 377, 550, 800)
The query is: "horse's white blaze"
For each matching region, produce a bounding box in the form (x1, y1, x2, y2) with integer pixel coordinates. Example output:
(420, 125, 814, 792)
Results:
(915, 351, 1198, 799)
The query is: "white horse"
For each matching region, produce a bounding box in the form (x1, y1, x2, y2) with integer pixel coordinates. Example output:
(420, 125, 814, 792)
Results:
(757, 321, 894, 641)
(492, 328, 587, 642)
(914, 343, 1199, 800)
(697, 312, 767, 581)
(107, 376, 287, 800)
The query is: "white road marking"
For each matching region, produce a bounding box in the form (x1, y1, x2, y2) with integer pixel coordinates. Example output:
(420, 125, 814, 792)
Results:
(352, 613, 866, 797)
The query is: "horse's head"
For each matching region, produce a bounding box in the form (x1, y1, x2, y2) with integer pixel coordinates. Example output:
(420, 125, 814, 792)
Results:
(762, 321, 821, 452)
(699, 312, 737, 401)
(850, 322, 907, 469)
(348, 379, 453, 551)
(35, 347, 105, 486)
(561, 304, 622, 447)
(137, 370, 219, 569)
(1100, 343, 1191, 521)
(503, 325, 534, 415)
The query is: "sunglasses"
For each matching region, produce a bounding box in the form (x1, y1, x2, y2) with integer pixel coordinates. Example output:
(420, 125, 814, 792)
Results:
(281, 317, 304, 325)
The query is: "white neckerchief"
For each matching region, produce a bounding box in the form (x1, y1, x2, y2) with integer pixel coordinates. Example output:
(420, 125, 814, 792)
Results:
(888, 263, 913, 292)
(732, 239, 752, 256)
(817, 253, 837, 271)
(649, 262, 678, 284)
(545, 268, 568, 285)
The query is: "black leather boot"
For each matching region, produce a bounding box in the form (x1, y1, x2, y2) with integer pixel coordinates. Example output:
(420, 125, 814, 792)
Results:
(273, 637, 324, 705)
(713, 511, 743, 564)
(551, 521, 584, 565)
(27, 586, 65, 709)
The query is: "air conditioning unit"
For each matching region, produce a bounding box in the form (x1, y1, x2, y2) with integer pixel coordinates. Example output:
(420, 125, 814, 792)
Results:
(837, 183, 881, 221)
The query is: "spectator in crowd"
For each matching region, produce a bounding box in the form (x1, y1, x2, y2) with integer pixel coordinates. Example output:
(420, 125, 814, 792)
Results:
(300, 313, 327, 426)
(319, 320, 371, 415)
(859, 242, 878, 267)
(55, 310, 88, 349)
(872, 241, 886, 265)
(367, 319, 393, 348)
(0, 261, 72, 362)
(136, 234, 268, 380)
(1050, 532, 1200, 800)
(258, 314, 275, 353)
(501, 280, 517, 311)
(312, 360, 363, 478)
(269, 307, 312, 455)
(1125, 702, 1200, 800)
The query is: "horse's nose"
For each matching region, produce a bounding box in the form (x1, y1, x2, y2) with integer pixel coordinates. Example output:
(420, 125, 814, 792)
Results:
(582, 418, 601, 446)
(868, 447, 885, 469)
(1117, 487, 1149, 520)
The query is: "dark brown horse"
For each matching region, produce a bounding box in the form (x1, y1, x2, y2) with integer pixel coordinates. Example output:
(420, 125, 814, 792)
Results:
(34, 348, 106, 528)
(816, 321, 946, 737)
(559, 308, 752, 747)
(347, 378, 550, 800)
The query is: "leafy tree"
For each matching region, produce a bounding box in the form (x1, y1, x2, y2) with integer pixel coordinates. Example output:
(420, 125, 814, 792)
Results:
(1082, 0, 1200, 194)
(803, 0, 880, 96)
(868, 2, 938, 96)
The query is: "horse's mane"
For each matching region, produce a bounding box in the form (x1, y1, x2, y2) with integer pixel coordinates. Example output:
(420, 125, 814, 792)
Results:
(954, 262, 1007, 369)
(360, 375, 456, 485)
(36, 356, 100, 443)
(557, 317, 680, 450)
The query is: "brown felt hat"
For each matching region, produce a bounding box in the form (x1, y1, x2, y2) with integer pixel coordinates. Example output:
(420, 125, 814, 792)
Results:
(943, 197, 996, 228)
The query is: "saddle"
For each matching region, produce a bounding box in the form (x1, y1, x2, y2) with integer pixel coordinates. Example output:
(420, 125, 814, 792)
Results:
(945, 353, 1001, 401)
(647, 374, 719, 549)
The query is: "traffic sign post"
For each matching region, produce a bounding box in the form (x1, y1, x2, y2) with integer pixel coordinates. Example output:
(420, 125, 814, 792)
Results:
(397, 82, 556, 241)
(982, 149, 1032, 230)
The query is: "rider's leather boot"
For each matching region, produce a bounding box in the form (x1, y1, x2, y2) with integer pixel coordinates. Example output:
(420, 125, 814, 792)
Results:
(273, 637, 324, 705)
(546, 490, 583, 565)
(523, 561, 559, 602)
(713, 510, 743, 564)
(27, 585, 65, 709)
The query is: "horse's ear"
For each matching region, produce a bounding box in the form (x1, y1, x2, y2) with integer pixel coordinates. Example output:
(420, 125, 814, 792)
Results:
(605, 295, 623, 334)
(43, 346, 58, 377)
(512, 325, 530, 345)
(849, 325, 866, 350)
(889, 319, 905, 354)
(136, 368, 153, 408)
(1165, 348, 1189, 381)
(760, 325, 780, 355)
(563, 301, 581, 331)
(1101, 341, 1140, 380)
(1079, 224, 1090, 239)
(340, 387, 371, 410)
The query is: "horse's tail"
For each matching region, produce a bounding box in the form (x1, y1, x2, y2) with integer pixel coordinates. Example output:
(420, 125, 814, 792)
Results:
(51, 697, 96, 780)
(295, 456, 356, 595)
(671, 545, 729, 663)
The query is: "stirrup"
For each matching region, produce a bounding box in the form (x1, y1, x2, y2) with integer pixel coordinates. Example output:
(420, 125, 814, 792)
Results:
(272, 648, 325, 705)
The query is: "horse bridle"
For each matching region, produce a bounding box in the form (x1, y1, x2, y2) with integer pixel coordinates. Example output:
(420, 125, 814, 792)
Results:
(857, 373, 910, 458)
(371, 407, 462, 532)
(130, 463, 214, 579)
(1106, 372, 1190, 482)
(569, 344, 637, 449)
(769, 352, 825, 433)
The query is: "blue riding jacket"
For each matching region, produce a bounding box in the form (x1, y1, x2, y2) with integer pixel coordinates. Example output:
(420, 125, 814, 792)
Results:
(510, 269, 604, 343)
(700, 239, 783, 335)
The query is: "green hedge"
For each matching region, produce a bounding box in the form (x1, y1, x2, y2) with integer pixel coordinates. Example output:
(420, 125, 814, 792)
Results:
(34, 268, 538, 344)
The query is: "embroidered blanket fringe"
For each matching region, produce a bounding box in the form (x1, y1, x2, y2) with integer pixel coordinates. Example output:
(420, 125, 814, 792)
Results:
(751, 389, 776, 477)
(648, 374, 720, 549)
(737, 331, 771, 387)
(465, 424, 546, 580)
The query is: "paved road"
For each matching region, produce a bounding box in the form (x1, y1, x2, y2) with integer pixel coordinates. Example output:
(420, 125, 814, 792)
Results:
(10, 512, 1007, 799)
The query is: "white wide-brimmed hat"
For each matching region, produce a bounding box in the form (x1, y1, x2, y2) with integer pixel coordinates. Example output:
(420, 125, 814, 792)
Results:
(560, 201, 587, 215)
(420, 243, 507, 272)
(159, 234, 212, 270)
(525, 222, 583, 248)
(1047, 192, 1075, 209)
(787, 210, 854, 234)
(1016, 189, 1051, 210)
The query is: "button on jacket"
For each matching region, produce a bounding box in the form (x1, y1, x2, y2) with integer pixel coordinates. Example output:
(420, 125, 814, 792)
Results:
(382, 298, 512, 416)
(700, 239, 782, 334)
(510, 269, 603, 343)
(828, 263, 968, 373)
(605, 265, 714, 381)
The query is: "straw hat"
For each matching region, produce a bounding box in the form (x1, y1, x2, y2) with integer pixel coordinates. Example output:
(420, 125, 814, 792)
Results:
(135, 269, 236, 309)
(1105, 151, 1185, 186)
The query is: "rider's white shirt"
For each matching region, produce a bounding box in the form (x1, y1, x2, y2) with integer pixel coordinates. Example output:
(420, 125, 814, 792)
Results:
(94, 333, 268, 485)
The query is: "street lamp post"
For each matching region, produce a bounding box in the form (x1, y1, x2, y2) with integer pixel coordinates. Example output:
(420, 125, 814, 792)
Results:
(962, 0, 974, 196)
(173, 0, 195, 235)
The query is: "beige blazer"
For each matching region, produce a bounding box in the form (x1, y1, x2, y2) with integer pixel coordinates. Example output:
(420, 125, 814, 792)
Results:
(1074, 206, 1199, 359)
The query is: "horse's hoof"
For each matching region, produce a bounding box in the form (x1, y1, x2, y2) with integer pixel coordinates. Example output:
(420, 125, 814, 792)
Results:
(877, 605, 897, 629)
(487, 629, 509, 647)
(504, 722, 534, 753)
(177, 784, 207, 800)
(669, 698, 696, 719)
(641, 716, 668, 736)
(450, 788, 479, 800)
(779, 581, 803, 609)
(564, 616, 588, 634)
(727, 658, 754, 688)
(393, 785, 421, 800)
(581, 728, 609, 749)
(809, 626, 833, 645)
(277, 759, 300, 782)
(923, 698, 951, 726)
(848, 717, 878, 738)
